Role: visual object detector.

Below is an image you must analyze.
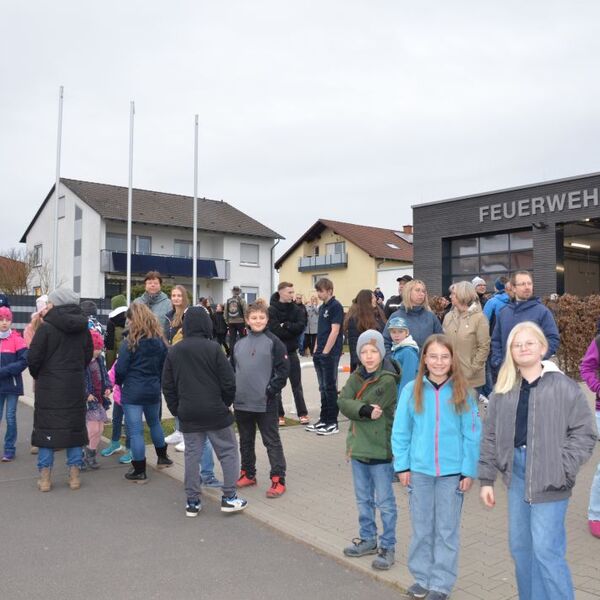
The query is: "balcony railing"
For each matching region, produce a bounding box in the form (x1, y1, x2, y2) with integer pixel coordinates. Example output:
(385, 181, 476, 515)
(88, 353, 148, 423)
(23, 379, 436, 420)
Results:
(100, 250, 229, 280)
(298, 253, 348, 272)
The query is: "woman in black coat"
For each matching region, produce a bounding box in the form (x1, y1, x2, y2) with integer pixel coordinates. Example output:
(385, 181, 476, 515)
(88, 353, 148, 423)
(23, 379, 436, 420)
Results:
(28, 288, 93, 492)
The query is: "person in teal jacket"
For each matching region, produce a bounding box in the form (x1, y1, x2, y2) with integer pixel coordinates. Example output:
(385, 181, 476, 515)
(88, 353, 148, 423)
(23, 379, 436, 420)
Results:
(387, 316, 419, 394)
(392, 333, 481, 600)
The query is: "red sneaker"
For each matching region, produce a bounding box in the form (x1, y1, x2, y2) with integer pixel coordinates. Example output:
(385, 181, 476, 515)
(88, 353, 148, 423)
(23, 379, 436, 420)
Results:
(237, 470, 257, 488)
(589, 520, 600, 538)
(266, 476, 286, 498)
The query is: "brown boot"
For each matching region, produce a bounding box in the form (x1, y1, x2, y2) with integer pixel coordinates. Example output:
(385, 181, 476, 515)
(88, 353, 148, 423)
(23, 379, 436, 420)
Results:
(37, 468, 52, 492)
(68, 466, 81, 490)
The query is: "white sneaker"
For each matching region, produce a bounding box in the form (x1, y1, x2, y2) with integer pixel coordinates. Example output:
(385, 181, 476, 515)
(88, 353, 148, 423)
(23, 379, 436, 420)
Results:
(165, 430, 184, 445)
(175, 441, 185, 452)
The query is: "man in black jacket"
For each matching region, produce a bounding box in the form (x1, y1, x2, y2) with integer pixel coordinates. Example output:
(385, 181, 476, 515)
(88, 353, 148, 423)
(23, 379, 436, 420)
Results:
(384, 275, 413, 318)
(162, 307, 247, 516)
(268, 282, 309, 425)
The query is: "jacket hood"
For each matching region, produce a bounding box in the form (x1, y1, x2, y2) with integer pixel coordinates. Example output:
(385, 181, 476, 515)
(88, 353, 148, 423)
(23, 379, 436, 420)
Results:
(495, 292, 510, 305)
(270, 292, 280, 304)
(109, 305, 128, 320)
(182, 306, 213, 338)
(540, 360, 563, 376)
(392, 334, 419, 352)
(509, 296, 542, 312)
(44, 304, 89, 334)
(382, 357, 402, 381)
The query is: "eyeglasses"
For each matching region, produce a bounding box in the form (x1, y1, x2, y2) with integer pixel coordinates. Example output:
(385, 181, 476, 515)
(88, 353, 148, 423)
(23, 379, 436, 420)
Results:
(427, 354, 452, 362)
(511, 340, 540, 350)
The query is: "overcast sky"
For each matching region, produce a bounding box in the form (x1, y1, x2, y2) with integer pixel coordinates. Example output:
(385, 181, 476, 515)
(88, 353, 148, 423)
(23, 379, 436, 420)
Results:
(2, 1, 600, 259)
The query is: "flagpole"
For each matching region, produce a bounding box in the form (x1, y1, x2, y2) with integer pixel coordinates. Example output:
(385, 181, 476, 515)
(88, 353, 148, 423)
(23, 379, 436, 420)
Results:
(192, 115, 198, 305)
(126, 101, 135, 304)
(52, 85, 64, 290)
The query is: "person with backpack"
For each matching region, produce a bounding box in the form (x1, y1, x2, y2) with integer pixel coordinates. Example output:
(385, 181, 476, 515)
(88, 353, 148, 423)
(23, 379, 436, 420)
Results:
(224, 286, 247, 357)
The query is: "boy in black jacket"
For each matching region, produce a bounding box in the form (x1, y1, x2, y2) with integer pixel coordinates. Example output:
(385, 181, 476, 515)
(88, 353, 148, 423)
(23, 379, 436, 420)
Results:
(162, 307, 247, 517)
(233, 302, 290, 498)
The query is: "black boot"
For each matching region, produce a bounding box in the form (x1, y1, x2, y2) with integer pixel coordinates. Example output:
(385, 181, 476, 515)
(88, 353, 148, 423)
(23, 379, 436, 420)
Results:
(85, 448, 100, 470)
(155, 445, 173, 469)
(125, 459, 148, 483)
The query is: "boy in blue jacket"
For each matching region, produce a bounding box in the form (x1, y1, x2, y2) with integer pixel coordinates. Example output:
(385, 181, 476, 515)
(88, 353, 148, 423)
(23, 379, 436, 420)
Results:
(388, 316, 419, 394)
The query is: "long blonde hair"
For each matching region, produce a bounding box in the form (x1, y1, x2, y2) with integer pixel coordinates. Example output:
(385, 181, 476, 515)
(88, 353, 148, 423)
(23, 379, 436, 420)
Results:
(412, 334, 469, 413)
(402, 279, 432, 312)
(170, 284, 189, 329)
(126, 303, 166, 350)
(495, 321, 548, 393)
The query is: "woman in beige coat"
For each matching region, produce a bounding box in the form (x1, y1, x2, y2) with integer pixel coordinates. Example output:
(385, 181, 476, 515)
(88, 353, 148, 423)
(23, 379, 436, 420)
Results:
(443, 281, 490, 389)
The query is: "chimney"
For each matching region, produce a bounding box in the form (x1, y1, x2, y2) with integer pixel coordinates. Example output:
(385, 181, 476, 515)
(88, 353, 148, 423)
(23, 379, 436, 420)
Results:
(403, 224, 413, 235)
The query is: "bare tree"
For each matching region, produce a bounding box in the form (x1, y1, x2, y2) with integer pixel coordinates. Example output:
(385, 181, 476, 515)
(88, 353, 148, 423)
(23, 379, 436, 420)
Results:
(0, 247, 59, 295)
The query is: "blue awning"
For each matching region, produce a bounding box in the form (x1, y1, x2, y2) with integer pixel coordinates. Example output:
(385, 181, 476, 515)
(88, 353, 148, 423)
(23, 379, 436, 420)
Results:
(110, 252, 218, 278)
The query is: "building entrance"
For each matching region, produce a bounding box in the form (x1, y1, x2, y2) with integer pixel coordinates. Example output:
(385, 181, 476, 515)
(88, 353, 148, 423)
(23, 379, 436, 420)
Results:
(560, 219, 600, 295)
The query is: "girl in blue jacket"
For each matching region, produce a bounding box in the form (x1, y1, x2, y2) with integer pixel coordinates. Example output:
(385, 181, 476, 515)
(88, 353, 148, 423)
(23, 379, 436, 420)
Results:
(392, 334, 481, 600)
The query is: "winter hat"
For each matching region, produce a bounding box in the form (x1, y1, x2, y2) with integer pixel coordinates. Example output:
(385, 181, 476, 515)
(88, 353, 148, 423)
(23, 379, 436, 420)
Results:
(90, 329, 104, 350)
(36, 295, 49, 313)
(494, 277, 505, 292)
(48, 287, 80, 307)
(356, 329, 385, 361)
(387, 316, 409, 331)
(471, 276, 486, 287)
(0, 306, 13, 320)
(111, 294, 127, 310)
(80, 300, 98, 317)
(0, 294, 9, 309)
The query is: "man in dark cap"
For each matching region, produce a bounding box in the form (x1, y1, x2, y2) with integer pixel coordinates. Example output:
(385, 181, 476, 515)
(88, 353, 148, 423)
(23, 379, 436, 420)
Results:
(384, 275, 413, 319)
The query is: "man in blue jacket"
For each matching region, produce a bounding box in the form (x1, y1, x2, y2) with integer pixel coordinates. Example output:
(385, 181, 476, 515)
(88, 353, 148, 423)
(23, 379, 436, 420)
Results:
(490, 271, 560, 371)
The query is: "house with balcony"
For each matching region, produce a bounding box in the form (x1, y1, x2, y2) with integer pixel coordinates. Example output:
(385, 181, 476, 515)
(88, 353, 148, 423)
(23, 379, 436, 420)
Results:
(20, 178, 282, 302)
(274, 219, 413, 307)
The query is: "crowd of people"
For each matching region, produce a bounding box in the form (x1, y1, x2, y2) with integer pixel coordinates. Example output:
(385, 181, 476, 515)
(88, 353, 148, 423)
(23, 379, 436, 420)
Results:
(0, 266, 598, 599)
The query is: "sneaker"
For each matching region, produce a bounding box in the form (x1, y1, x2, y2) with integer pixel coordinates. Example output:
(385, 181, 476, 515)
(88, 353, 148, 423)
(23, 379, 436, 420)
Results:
(406, 583, 429, 599)
(426, 593, 448, 600)
(305, 420, 325, 432)
(371, 547, 395, 571)
(589, 520, 600, 538)
(316, 423, 339, 436)
(185, 499, 201, 517)
(278, 416, 286, 426)
(237, 470, 257, 488)
(202, 475, 223, 488)
(119, 451, 132, 464)
(1, 453, 15, 462)
(299, 415, 310, 425)
(100, 441, 123, 457)
(221, 494, 248, 513)
(266, 476, 286, 498)
(165, 430, 184, 445)
(175, 441, 185, 452)
(343, 538, 378, 557)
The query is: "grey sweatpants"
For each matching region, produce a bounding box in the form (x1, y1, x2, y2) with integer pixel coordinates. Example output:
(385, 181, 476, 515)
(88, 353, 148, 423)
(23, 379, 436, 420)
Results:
(183, 427, 240, 501)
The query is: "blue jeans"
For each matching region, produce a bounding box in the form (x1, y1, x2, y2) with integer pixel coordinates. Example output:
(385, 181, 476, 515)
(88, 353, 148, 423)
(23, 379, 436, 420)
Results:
(0, 394, 18, 454)
(110, 402, 130, 448)
(508, 447, 574, 600)
(589, 412, 600, 521)
(201, 438, 216, 479)
(313, 352, 340, 424)
(408, 472, 464, 595)
(37, 446, 83, 469)
(351, 459, 397, 549)
(122, 403, 166, 461)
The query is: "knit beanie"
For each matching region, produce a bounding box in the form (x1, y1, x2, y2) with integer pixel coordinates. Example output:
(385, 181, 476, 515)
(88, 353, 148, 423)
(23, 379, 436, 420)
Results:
(36, 295, 49, 313)
(494, 277, 505, 292)
(48, 287, 80, 307)
(90, 329, 104, 350)
(387, 316, 409, 331)
(0, 306, 12, 320)
(356, 329, 385, 361)
(111, 294, 127, 310)
(0, 294, 9, 309)
(80, 300, 98, 317)
(471, 276, 486, 287)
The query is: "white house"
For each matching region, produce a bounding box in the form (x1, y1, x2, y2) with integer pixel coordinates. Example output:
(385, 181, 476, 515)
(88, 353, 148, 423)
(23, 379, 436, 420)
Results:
(21, 178, 283, 302)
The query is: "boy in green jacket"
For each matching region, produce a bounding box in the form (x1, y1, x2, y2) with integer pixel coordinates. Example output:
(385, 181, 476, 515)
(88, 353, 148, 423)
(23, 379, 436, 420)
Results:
(337, 329, 400, 571)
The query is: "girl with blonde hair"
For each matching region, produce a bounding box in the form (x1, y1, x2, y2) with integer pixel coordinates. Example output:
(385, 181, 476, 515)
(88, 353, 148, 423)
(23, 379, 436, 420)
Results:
(164, 285, 189, 345)
(479, 321, 597, 600)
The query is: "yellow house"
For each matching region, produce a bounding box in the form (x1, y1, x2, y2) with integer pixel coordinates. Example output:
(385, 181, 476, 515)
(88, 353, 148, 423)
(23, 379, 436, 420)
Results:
(274, 219, 413, 308)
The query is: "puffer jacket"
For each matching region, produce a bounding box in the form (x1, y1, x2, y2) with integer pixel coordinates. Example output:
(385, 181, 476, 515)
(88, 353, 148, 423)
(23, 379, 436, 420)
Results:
(442, 303, 490, 387)
(0, 330, 28, 395)
(478, 361, 597, 503)
(337, 359, 400, 462)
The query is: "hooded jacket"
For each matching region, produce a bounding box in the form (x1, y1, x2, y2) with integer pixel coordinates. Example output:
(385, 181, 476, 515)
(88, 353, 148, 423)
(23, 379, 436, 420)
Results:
(162, 307, 236, 432)
(338, 358, 401, 462)
(479, 362, 597, 503)
(268, 292, 306, 352)
(383, 304, 443, 353)
(28, 304, 93, 448)
(134, 291, 171, 330)
(104, 306, 127, 369)
(483, 291, 510, 323)
(0, 329, 28, 395)
(579, 336, 600, 412)
(490, 297, 560, 368)
(390, 335, 419, 394)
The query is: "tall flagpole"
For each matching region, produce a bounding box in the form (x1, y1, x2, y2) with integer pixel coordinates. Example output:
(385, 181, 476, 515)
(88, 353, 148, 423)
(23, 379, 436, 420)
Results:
(126, 101, 135, 304)
(192, 115, 198, 305)
(52, 85, 64, 290)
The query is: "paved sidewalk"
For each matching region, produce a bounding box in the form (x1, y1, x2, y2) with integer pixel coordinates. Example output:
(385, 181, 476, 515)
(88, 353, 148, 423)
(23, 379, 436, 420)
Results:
(21, 358, 600, 599)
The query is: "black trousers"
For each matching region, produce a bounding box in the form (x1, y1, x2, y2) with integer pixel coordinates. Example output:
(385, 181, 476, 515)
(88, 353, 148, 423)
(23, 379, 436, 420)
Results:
(278, 350, 308, 418)
(235, 403, 286, 479)
(228, 322, 246, 358)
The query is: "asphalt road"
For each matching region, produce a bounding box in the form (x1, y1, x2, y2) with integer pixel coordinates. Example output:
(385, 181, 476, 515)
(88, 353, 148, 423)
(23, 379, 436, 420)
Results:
(0, 404, 401, 600)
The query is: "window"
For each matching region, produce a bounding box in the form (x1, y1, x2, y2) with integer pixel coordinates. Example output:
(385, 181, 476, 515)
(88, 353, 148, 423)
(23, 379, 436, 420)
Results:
(33, 244, 42, 267)
(74, 239, 82, 257)
(241, 286, 259, 304)
(174, 240, 200, 258)
(57, 195, 65, 219)
(326, 242, 345, 255)
(136, 236, 151, 255)
(106, 233, 152, 254)
(240, 243, 259, 265)
(312, 273, 329, 286)
(314, 246, 319, 256)
(73, 275, 81, 294)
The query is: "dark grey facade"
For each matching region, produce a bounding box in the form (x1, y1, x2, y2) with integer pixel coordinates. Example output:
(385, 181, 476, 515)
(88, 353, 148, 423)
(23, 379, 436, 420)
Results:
(413, 171, 600, 296)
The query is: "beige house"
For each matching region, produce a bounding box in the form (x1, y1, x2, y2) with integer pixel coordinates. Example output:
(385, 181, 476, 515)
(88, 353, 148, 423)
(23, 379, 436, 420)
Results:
(274, 219, 413, 307)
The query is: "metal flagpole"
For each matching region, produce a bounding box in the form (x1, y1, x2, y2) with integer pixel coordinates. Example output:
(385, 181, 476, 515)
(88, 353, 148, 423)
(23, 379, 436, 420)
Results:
(126, 101, 135, 304)
(192, 115, 198, 305)
(52, 85, 64, 290)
